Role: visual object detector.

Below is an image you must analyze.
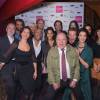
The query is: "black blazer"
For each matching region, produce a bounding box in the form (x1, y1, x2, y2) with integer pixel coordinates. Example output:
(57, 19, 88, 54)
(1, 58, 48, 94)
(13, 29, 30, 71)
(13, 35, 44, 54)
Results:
(0, 36, 11, 55)
(29, 40, 44, 75)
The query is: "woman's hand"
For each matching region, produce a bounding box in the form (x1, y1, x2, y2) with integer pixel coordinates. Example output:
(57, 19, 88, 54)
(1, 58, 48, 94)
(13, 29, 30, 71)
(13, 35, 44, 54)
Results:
(33, 71, 37, 80)
(42, 63, 47, 74)
(33, 62, 37, 80)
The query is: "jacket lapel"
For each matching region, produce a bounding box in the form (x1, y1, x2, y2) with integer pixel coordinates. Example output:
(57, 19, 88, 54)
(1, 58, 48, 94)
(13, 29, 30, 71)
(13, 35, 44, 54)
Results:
(5, 36, 11, 46)
(54, 46, 60, 76)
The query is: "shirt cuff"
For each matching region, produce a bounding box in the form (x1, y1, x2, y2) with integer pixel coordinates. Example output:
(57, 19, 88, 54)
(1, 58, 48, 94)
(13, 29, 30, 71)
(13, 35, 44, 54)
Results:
(0, 62, 5, 64)
(73, 79, 77, 82)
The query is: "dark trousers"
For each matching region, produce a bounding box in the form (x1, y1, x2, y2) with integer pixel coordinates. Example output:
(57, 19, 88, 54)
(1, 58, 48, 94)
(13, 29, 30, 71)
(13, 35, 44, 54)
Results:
(0, 61, 16, 100)
(92, 78, 100, 100)
(43, 79, 73, 100)
(33, 74, 48, 100)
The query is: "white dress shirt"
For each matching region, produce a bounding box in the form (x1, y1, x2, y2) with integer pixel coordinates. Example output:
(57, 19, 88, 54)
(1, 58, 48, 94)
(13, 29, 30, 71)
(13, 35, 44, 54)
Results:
(58, 47, 77, 81)
(32, 38, 41, 57)
(41, 30, 45, 41)
(7, 35, 14, 44)
(58, 47, 71, 79)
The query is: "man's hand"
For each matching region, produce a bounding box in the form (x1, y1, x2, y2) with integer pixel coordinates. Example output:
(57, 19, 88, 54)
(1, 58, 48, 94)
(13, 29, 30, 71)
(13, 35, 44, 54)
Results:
(69, 80, 77, 88)
(0, 63, 5, 70)
(52, 83, 60, 90)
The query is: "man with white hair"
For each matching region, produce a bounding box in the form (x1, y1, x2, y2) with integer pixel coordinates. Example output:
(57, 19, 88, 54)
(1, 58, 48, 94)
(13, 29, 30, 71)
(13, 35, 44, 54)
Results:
(44, 32, 80, 100)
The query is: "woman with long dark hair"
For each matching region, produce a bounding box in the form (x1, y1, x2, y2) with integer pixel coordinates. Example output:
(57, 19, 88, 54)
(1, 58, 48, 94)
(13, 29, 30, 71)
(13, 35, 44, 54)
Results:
(76, 28, 93, 100)
(68, 20, 79, 33)
(43, 27, 56, 67)
(0, 26, 37, 100)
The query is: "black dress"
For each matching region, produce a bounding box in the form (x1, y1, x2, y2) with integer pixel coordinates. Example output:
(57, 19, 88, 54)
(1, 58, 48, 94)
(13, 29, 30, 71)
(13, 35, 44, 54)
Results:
(0, 41, 37, 96)
(14, 48, 35, 95)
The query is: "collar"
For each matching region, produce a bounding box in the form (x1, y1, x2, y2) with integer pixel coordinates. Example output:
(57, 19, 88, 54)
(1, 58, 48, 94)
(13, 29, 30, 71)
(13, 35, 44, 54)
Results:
(7, 35, 14, 40)
(32, 38, 41, 47)
(58, 47, 67, 52)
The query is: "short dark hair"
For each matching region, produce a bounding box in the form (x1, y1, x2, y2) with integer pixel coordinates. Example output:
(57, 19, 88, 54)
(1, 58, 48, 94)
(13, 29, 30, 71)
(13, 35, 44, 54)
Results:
(15, 19, 25, 27)
(20, 26, 31, 34)
(68, 28, 77, 36)
(54, 20, 63, 28)
(68, 28, 77, 33)
(78, 28, 89, 37)
(84, 24, 92, 29)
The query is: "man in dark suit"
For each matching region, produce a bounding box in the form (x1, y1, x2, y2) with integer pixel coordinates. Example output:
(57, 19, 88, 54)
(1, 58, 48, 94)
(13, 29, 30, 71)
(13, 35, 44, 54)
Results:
(29, 28, 44, 100)
(44, 32, 80, 100)
(0, 22, 16, 100)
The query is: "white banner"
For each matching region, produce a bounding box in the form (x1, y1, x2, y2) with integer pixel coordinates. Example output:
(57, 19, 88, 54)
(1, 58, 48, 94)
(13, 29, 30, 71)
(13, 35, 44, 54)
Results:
(15, 2, 84, 31)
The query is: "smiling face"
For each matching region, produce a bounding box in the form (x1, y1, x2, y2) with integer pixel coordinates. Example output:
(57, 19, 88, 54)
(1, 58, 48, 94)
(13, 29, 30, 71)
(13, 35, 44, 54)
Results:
(56, 33, 67, 49)
(37, 20, 45, 30)
(21, 28, 30, 40)
(16, 20, 24, 31)
(30, 23, 36, 33)
(68, 30, 77, 42)
(47, 30, 54, 40)
(78, 31, 87, 43)
(55, 21, 62, 32)
(34, 29, 42, 41)
(6, 23, 16, 37)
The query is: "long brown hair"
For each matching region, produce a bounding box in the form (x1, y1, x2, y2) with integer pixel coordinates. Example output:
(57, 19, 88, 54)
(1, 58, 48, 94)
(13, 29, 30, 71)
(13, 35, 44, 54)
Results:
(45, 27, 55, 42)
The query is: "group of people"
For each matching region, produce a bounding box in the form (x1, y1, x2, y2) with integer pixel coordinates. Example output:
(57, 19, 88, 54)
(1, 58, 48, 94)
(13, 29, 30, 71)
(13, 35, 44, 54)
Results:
(0, 18, 100, 100)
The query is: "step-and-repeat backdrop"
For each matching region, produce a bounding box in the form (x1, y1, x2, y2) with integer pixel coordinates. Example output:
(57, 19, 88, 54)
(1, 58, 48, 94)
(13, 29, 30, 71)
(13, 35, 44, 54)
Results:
(15, 2, 84, 30)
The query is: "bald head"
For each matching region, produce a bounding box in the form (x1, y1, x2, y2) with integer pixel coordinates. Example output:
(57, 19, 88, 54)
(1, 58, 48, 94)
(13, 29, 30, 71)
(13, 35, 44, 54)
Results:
(56, 32, 67, 49)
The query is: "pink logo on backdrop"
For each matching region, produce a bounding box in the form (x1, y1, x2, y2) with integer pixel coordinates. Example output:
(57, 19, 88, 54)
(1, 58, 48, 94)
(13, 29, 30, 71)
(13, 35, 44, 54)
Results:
(75, 16, 82, 23)
(36, 16, 43, 20)
(56, 6, 63, 13)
